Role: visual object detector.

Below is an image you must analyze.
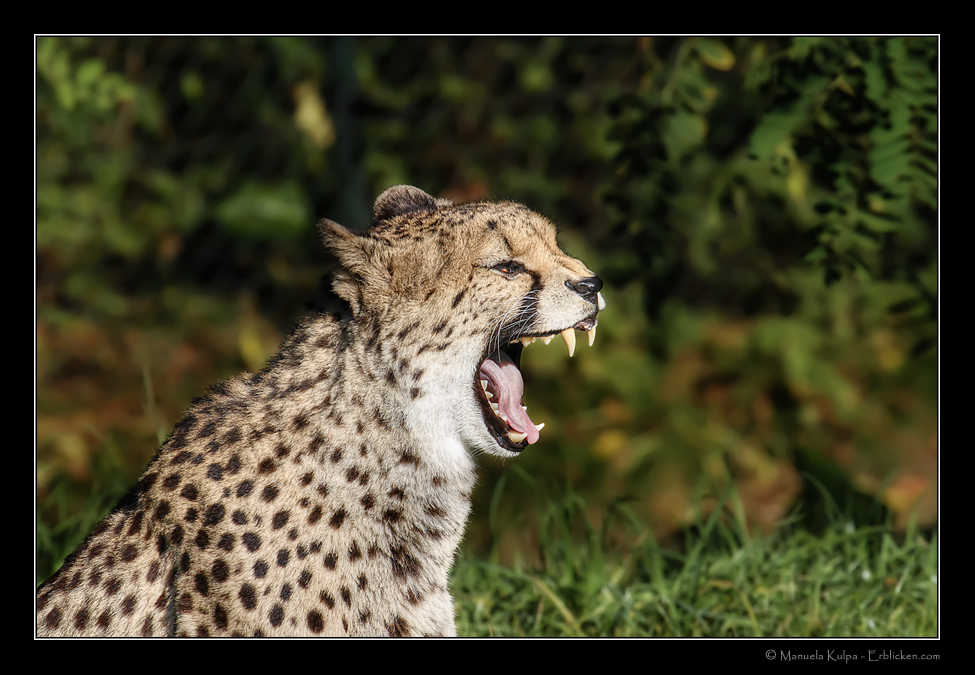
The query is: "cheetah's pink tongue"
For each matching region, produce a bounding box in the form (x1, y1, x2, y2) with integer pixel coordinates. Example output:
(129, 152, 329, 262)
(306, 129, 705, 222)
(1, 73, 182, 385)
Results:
(479, 350, 541, 444)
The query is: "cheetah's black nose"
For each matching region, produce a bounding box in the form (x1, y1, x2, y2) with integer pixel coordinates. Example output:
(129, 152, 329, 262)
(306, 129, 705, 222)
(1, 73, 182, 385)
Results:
(565, 276, 603, 305)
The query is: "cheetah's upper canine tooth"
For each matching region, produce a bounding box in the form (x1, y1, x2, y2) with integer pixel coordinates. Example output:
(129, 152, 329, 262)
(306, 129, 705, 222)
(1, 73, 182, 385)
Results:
(560, 328, 576, 357)
(597, 292, 606, 312)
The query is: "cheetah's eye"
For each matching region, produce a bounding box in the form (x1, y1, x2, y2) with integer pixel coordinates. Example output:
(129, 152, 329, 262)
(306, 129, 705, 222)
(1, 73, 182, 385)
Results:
(491, 261, 526, 279)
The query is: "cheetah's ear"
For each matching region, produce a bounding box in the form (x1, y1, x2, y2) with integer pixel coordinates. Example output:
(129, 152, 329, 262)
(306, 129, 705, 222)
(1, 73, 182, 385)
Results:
(317, 218, 390, 315)
(373, 185, 453, 222)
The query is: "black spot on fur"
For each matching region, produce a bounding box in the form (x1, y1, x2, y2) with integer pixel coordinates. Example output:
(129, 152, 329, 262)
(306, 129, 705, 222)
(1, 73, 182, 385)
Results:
(329, 508, 347, 529)
(203, 503, 226, 526)
(214, 604, 228, 629)
(104, 576, 122, 595)
(388, 615, 412, 637)
(390, 545, 422, 580)
(239, 584, 257, 610)
(170, 525, 185, 547)
(126, 511, 144, 536)
(97, 609, 111, 629)
(451, 288, 466, 308)
(138, 472, 159, 493)
(195, 572, 210, 596)
(212, 559, 230, 582)
(349, 541, 362, 562)
(242, 532, 262, 552)
(323, 551, 338, 570)
(227, 454, 242, 474)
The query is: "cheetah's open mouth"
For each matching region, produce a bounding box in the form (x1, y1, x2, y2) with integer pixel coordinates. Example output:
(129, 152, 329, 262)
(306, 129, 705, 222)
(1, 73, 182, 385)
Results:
(475, 316, 598, 453)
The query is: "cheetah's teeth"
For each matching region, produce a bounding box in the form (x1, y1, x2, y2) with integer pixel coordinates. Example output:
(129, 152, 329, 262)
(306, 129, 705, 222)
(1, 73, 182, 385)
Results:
(520, 337, 536, 348)
(507, 430, 528, 443)
(597, 292, 607, 312)
(561, 328, 576, 358)
(480, 379, 489, 391)
(587, 322, 596, 347)
(535, 422, 545, 432)
(490, 402, 499, 411)
(541, 336, 553, 345)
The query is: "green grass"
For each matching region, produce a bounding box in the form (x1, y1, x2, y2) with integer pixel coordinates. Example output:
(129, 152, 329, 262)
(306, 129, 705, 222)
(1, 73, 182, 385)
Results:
(37, 471, 937, 638)
(452, 491, 938, 637)
(36, 443, 134, 587)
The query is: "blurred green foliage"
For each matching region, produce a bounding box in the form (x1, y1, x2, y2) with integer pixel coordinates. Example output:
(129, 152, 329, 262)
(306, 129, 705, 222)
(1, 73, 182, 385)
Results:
(36, 37, 936, 575)
(593, 37, 936, 537)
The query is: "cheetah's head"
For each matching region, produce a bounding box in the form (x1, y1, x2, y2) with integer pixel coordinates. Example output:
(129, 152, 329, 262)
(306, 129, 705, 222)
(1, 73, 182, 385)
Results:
(319, 186, 604, 459)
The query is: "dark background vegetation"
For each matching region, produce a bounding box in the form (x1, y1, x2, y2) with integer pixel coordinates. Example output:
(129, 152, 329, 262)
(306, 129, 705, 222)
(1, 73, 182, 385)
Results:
(36, 37, 937, 582)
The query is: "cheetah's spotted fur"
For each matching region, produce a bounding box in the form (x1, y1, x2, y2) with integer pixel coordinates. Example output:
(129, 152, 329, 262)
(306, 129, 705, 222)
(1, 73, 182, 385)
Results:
(36, 186, 605, 637)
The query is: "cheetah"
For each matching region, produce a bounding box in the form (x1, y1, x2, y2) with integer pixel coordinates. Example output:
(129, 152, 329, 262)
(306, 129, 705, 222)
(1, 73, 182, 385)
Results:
(36, 185, 605, 637)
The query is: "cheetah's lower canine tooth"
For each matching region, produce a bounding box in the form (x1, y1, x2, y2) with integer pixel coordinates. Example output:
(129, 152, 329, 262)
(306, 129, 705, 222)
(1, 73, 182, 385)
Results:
(587, 323, 596, 347)
(508, 430, 528, 443)
(561, 328, 576, 357)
